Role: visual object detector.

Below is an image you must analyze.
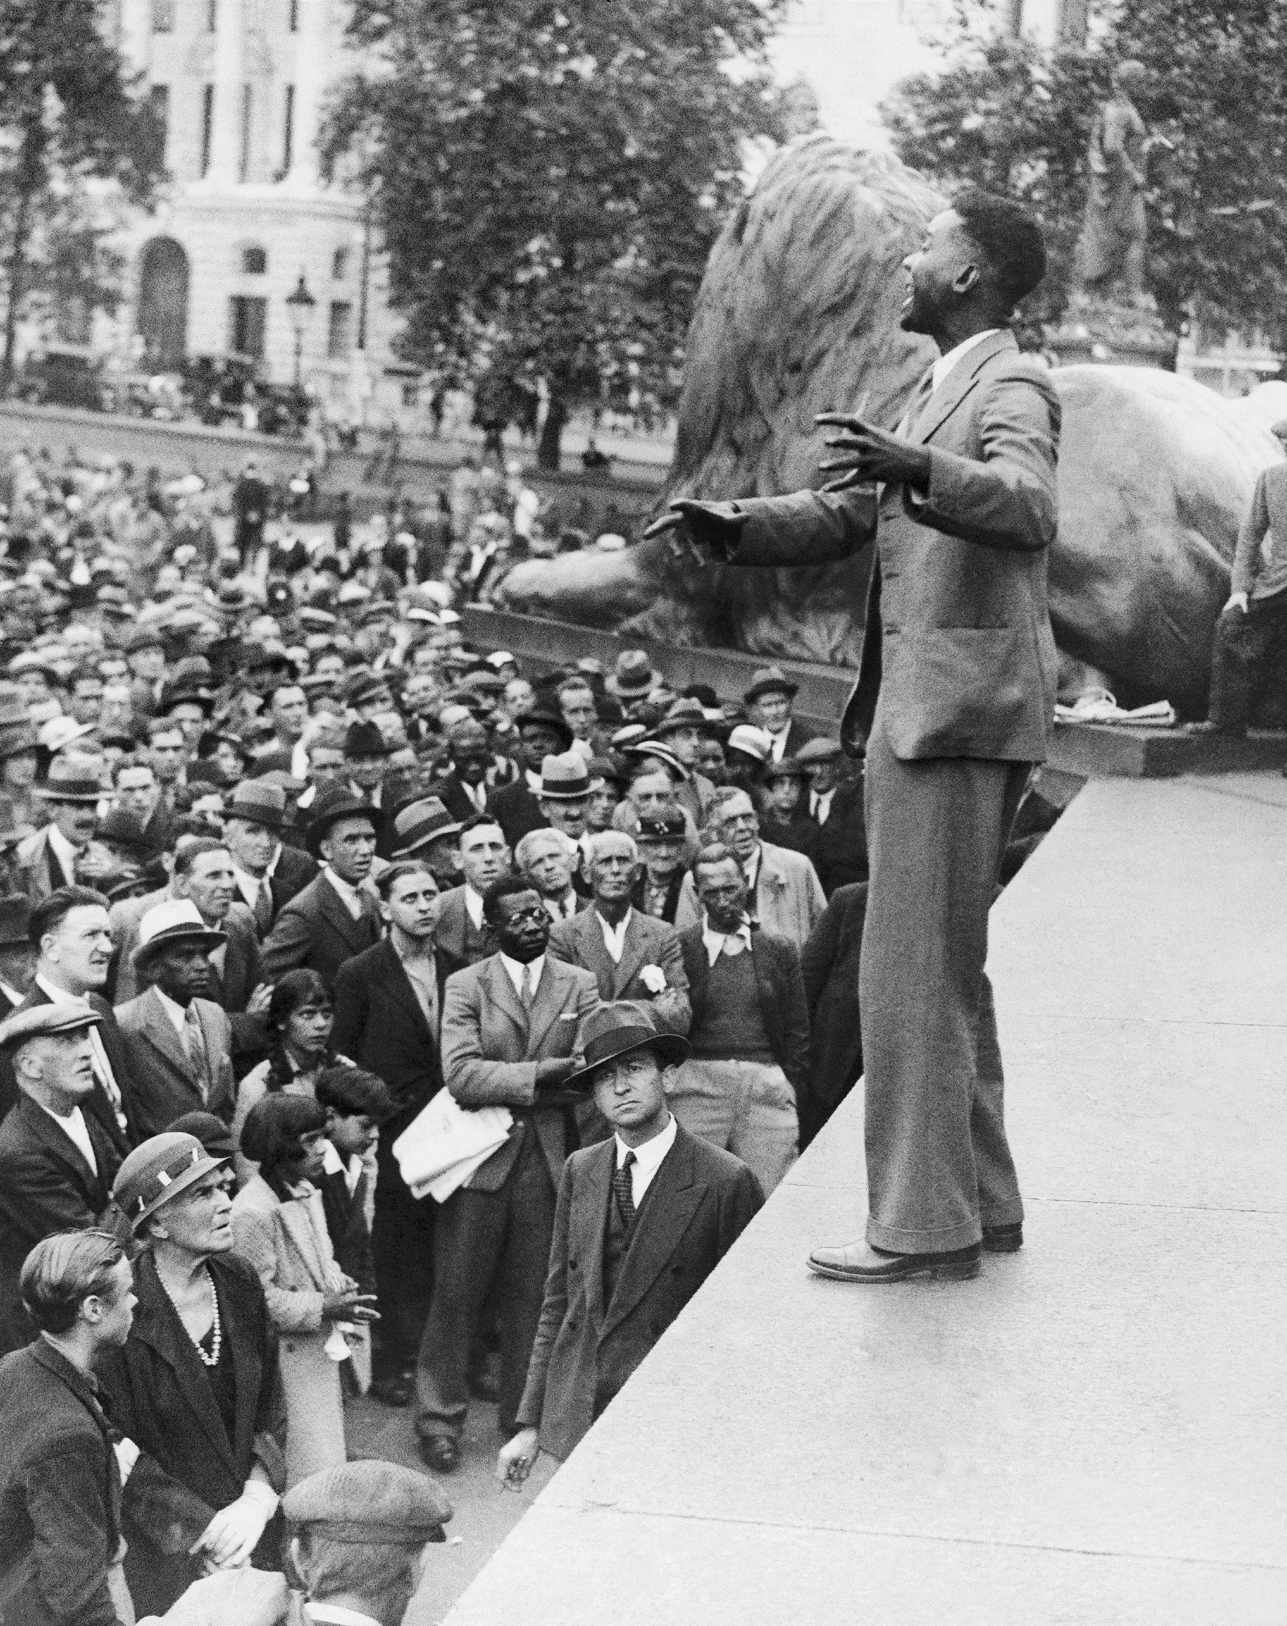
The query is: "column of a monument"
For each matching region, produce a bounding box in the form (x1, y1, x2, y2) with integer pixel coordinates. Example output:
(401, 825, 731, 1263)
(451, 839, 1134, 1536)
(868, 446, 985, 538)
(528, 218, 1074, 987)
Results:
(208, 0, 245, 184)
(117, 0, 151, 74)
(288, 0, 327, 188)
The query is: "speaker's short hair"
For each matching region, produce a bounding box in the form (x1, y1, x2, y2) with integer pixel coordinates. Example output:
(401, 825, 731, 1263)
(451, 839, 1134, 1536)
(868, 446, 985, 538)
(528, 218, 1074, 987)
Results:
(952, 187, 1048, 308)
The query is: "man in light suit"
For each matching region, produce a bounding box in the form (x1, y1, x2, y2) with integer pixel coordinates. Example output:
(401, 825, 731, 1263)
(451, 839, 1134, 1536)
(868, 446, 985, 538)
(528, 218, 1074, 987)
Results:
(114, 900, 236, 1137)
(415, 874, 600, 1473)
(674, 786, 825, 950)
(260, 786, 382, 991)
(497, 1003, 761, 1478)
(650, 190, 1058, 1283)
(547, 830, 690, 1034)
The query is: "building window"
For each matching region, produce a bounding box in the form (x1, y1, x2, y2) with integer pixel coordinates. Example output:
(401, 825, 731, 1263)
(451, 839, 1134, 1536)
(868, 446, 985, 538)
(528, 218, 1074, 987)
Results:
(151, 0, 175, 31)
(207, 0, 217, 30)
(331, 245, 349, 282)
(238, 84, 252, 182)
(241, 246, 267, 275)
(281, 85, 295, 176)
(327, 301, 353, 360)
(289, 0, 299, 30)
(148, 85, 170, 166)
(200, 85, 214, 178)
(230, 295, 267, 360)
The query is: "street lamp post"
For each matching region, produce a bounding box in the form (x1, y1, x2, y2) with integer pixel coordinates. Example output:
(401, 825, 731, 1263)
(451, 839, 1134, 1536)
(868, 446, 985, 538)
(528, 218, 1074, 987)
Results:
(284, 271, 316, 391)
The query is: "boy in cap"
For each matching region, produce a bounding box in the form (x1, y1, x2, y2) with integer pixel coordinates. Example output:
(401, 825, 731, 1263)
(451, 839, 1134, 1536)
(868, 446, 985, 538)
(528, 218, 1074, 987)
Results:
(498, 1002, 762, 1481)
(283, 1458, 452, 1626)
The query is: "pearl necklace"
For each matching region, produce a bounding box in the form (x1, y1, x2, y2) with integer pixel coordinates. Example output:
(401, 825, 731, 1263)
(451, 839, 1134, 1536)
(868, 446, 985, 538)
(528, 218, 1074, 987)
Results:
(159, 1266, 221, 1367)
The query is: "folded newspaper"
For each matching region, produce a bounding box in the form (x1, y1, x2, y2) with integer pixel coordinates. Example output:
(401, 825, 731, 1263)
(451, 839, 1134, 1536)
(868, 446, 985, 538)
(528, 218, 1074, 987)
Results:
(392, 1090, 513, 1203)
(1054, 694, 1177, 727)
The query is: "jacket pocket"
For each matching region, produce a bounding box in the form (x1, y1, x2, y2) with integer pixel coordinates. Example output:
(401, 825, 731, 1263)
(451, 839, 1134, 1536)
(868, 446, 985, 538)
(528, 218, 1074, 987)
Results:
(884, 626, 1039, 757)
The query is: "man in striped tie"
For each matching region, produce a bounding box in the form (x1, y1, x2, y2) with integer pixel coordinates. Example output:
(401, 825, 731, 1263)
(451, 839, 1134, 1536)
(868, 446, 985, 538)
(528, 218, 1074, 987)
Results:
(497, 1001, 762, 1482)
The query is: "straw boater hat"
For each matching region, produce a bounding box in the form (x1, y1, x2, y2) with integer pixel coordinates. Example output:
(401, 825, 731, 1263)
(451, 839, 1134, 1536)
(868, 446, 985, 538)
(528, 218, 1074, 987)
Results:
(537, 752, 592, 800)
(725, 724, 774, 763)
(112, 1131, 230, 1232)
(131, 898, 226, 971)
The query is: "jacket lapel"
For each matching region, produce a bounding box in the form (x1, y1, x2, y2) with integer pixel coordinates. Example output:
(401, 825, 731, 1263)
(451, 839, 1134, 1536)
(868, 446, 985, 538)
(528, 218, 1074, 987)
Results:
(612, 913, 650, 998)
(908, 330, 1016, 447)
(578, 1140, 614, 1335)
(481, 956, 528, 1040)
(317, 876, 374, 953)
(19, 1094, 100, 1194)
(527, 958, 573, 1053)
(277, 1196, 334, 1290)
(138, 987, 193, 1079)
(382, 940, 434, 1044)
(603, 1129, 704, 1335)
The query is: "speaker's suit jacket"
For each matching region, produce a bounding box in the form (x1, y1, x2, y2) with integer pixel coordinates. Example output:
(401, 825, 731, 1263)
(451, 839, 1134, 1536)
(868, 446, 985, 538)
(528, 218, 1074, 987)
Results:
(515, 1125, 762, 1461)
(440, 954, 601, 1191)
(114, 986, 236, 1137)
(546, 906, 691, 1035)
(716, 329, 1060, 762)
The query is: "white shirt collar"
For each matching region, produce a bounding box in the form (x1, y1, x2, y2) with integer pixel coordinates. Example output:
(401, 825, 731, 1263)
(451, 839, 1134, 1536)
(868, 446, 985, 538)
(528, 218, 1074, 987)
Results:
(322, 1138, 362, 1195)
(35, 972, 84, 1006)
(499, 951, 544, 999)
(153, 986, 190, 1035)
(615, 1112, 677, 1205)
(597, 907, 632, 962)
(463, 884, 485, 930)
(34, 1098, 96, 1175)
(303, 1606, 381, 1626)
(232, 852, 279, 908)
(931, 328, 1001, 393)
(525, 767, 542, 792)
(701, 913, 753, 967)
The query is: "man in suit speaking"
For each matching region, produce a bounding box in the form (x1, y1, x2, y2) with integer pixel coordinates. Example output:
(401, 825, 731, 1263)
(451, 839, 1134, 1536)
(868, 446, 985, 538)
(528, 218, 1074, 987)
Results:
(649, 190, 1059, 1283)
(498, 1002, 762, 1479)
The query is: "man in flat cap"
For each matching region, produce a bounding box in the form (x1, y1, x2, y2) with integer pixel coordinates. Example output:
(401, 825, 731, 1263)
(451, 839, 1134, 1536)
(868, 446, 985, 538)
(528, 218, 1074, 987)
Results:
(0, 1003, 121, 1353)
(282, 1459, 452, 1626)
(498, 1002, 762, 1483)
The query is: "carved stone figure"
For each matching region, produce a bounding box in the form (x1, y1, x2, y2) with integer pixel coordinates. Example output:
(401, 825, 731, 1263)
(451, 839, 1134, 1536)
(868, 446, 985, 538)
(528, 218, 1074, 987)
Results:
(1075, 60, 1151, 306)
(495, 137, 1287, 719)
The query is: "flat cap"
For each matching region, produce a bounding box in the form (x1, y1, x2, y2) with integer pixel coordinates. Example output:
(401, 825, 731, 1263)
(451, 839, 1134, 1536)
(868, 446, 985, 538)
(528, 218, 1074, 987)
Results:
(283, 1459, 453, 1544)
(795, 736, 843, 764)
(0, 1002, 103, 1053)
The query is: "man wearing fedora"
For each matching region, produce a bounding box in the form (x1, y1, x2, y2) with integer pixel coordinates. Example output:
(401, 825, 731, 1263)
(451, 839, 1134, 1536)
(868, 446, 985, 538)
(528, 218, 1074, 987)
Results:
(497, 1002, 762, 1481)
(341, 720, 395, 857)
(262, 784, 382, 990)
(488, 707, 574, 848)
(743, 665, 818, 763)
(606, 650, 660, 709)
(115, 900, 237, 1138)
(387, 796, 464, 893)
(222, 778, 318, 938)
(0, 1005, 123, 1353)
(416, 873, 600, 1473)
(14, 752, 103, 903)
(534, 750, 594, 869)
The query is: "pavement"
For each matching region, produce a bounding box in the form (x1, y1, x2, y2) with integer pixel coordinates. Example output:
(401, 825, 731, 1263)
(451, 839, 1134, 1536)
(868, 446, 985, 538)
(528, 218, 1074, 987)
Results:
(437, 771, 1287, 1624)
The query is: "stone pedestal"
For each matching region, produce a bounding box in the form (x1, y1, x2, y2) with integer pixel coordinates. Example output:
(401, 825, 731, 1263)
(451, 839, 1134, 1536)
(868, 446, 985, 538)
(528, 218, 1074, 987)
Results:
(1045, 295, 1178, 370)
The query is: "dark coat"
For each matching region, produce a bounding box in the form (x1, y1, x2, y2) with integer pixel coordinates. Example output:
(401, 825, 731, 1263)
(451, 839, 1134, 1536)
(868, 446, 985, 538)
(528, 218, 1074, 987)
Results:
(629, 869, 685, 926)
(516, 1126, 762, 1461)
(814, 778, 868, 895)
(761, 812, 826, 880)
(98, 1250, 284, 1617)
(678, 925, 811, 1094)
(268, 845, 318, 924)
(320, 1165, 375, 1295)
(0, 986, 137, 1153)
(798, 882, 868, 1148)
(487, 778, 546, 849)
(331, 938, 450, 1125)
(208, 903, 270, 1065)
(0, 1340, 124, 1626)
(0, 1095, 120, 1354)
(260, 871, 381, 992)
(430, 771, 492, 829)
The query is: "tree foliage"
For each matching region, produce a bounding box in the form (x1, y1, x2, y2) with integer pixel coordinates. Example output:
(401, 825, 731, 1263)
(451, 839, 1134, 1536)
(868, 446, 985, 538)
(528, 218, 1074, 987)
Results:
(323, 0, 787, 465)
(882, 0, 1287, 343)
(0, 0, 165, 381)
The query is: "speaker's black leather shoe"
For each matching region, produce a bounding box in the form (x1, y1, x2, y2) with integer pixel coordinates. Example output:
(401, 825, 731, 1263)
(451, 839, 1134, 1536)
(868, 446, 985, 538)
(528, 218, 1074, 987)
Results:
(807, 1241, 981, 1282)
(982, 1223, 1023, 1253)
(418, 1435, 460, 1473)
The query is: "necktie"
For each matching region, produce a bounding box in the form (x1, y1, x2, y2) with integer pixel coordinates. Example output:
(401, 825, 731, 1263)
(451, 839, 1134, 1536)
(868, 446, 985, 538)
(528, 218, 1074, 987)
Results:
(613, 1151, 636, 1227)
(254, 878, 273, 936)
(521, 963, 536, 1009)
(182, 1005, 209, 1101)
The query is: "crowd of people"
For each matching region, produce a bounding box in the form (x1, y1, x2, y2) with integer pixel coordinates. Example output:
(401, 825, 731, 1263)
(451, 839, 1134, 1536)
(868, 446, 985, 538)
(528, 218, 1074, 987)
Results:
(0, 436, 912, 1626)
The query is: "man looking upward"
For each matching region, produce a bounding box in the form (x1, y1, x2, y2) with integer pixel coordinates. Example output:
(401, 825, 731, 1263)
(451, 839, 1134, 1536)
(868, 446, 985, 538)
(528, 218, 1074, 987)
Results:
(650, 191, 1058, 1284)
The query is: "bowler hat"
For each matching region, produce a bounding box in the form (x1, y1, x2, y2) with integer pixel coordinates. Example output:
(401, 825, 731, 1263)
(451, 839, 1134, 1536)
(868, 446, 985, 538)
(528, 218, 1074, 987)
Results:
(391, 797, 462, 858)
(36, 755, 104, 804)
(571, 1001, 691, 1086)
(538, 752, 591, 800)
(225, 778, 291, 831)
(306, 783, 377, 853)
(131, 898, 227, 969)
(344, 720, 389, 759)
(743, 665, 798, 705)
(112, 1132, 230, 1231)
